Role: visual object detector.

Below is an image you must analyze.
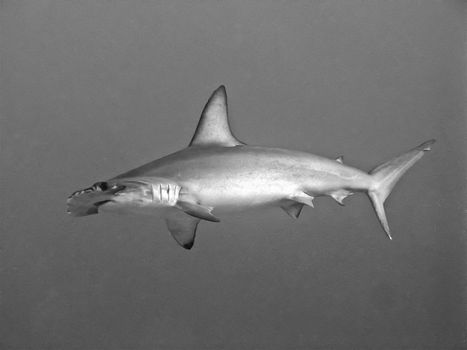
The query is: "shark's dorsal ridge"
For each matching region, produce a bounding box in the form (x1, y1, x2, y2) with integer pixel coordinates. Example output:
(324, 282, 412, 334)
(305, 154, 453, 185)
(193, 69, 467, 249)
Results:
(189, 85, 244, 147)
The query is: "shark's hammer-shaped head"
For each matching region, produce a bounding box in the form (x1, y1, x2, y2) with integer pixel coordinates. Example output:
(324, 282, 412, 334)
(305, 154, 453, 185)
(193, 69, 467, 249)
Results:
(67, 178, 181, 217)
(67, 180, 133, 217)
(67, 181, 121, 217)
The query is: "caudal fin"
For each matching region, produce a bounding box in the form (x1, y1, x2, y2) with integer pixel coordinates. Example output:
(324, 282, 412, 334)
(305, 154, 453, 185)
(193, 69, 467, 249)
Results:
(368, 139, 435, 239)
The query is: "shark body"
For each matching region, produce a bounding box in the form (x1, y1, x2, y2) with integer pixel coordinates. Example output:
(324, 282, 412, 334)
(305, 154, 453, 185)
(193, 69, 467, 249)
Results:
(67, 86, 435, 249)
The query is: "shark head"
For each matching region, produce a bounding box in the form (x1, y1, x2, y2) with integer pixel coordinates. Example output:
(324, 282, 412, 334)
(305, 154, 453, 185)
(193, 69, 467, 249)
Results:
(66, 179, 157, 216)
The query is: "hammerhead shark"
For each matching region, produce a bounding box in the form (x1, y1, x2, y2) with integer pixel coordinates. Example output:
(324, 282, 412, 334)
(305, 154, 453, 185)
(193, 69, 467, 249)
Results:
(67, 85, 435, 249)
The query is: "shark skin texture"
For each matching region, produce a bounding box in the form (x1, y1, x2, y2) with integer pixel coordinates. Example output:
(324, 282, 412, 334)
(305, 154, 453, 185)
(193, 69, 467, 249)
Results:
(67, 85, 435, 249)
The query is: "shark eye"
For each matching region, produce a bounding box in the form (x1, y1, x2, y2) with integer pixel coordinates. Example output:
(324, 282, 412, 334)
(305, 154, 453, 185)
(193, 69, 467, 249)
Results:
(93, 182, 108, 191)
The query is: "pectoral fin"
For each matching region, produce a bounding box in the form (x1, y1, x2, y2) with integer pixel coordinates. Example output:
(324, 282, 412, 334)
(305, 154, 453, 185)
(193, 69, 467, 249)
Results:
(165, 210, 200, 249)
(177, 200, 220, 222)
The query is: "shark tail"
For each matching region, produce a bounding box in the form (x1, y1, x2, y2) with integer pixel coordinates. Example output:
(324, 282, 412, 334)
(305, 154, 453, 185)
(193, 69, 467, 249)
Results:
(367, 139, 435, 239)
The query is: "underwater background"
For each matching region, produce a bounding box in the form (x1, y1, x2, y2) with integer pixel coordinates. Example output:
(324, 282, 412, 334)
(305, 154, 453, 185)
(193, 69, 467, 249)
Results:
(2, 1, 466, 349)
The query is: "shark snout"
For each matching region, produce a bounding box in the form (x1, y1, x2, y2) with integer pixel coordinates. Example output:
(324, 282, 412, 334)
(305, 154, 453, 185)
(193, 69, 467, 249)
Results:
(67, 178, 162, 217)
(66, 181, 126, 217)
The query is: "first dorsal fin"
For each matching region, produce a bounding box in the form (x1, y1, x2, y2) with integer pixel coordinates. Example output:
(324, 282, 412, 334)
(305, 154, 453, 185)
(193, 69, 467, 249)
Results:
(189, 85, 244, 147)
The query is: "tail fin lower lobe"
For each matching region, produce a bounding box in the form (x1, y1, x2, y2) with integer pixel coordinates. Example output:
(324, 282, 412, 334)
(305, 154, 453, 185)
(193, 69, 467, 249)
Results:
(368, 139, 435, 239)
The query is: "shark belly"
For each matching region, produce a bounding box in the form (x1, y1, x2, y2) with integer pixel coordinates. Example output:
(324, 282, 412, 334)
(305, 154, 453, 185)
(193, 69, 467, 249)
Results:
(182, 175, 298, 211)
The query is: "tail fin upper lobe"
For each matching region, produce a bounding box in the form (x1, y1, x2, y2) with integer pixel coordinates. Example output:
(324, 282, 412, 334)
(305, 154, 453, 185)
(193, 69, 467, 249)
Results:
(368, 139, 435, 239)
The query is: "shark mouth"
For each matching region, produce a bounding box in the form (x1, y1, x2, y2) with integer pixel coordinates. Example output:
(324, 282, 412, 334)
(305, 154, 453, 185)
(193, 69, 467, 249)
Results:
(67, 182, 125, 217)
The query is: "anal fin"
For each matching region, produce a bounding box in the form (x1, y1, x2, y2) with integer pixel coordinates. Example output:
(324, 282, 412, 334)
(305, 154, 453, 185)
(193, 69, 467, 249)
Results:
(330, 189, 353, 206)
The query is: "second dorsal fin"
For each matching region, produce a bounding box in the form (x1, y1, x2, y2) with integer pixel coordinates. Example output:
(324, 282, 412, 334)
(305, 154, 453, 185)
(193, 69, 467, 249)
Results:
(189, 85, 244, 147)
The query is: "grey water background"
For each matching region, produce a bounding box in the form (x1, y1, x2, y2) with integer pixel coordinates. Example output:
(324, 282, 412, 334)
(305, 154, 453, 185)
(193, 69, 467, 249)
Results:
(1, 1, 466, 349)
